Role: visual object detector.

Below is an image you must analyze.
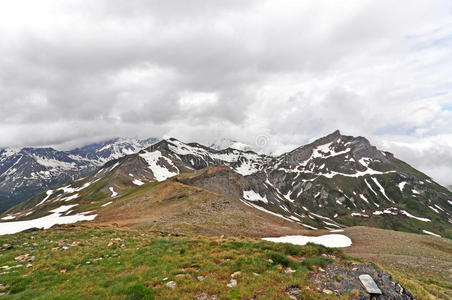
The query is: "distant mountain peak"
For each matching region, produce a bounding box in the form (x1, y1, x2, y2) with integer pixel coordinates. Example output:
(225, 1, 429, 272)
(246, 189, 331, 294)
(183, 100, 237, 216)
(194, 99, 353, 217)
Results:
(0, 136, 160, 212)
(209, 138, 255, 152)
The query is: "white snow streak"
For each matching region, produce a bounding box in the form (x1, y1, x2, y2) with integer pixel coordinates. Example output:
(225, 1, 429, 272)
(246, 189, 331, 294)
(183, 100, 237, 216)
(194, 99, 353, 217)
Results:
(422, 230, 441, 237)
(262, 234, 352, 248)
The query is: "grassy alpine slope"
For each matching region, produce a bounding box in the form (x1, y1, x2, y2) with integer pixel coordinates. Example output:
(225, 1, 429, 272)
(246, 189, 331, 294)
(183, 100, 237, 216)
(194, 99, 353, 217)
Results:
(0, 225, 349, 299)
(0, 225, 450, 299)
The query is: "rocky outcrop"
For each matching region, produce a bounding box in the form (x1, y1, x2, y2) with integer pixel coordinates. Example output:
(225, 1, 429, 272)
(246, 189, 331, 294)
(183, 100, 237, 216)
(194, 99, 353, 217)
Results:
(308, 263, 414, 299)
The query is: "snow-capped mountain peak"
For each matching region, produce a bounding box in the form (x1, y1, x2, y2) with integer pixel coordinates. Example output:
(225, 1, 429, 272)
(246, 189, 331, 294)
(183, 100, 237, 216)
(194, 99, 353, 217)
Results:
(209, 138, 255, 152)
(0, 137, 160, 212)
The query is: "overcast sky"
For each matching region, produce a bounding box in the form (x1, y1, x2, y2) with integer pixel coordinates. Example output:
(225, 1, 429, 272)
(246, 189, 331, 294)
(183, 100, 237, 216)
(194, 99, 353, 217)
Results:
(0, 0, 452, 185)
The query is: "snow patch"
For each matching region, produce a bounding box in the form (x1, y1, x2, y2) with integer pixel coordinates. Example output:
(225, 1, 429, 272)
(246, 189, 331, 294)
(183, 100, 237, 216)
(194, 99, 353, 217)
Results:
(262, 234, 352, 248)
(243, 190, 268, 203)
(371, 177, 392, 202)
(400, 210, 430, 222)
(37, 190, 54, 206)
(398, 181, 407, 192)
(351, 212, 369, 217)
(109, 187, 118, 197)
(359, 194, 369, 204)
(422, 230, 441, 237)
(62, 193, 79, 202)
(0, 205, 96, 235)
(132, 179, 144, 186)
(101, 201, 112, 207)
(139, 150, 179, 181)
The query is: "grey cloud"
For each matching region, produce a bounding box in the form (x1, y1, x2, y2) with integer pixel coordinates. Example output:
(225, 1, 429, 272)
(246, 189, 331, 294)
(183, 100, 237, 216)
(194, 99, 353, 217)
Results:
(0, 0, 452, 184)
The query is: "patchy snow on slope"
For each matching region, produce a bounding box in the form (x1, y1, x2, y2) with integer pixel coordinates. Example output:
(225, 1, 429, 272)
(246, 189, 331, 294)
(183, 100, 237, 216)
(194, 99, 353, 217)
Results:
(371, 177, 392, 202)
(234, 161, 259, 176)
(37, 190, 54, 206)
(323, 221, 341, 228)
(132, 179, 144, 186)
(243, 190, 268, 203)
(351, 212, 369, 217)
(262, 234, 352, 248)
(33, 156, 76, 170)
(62, 193, 79, 202)
(241, 200, 298, 224)
(373, 207, 398, 215)
(398, 181, 407, 192)
(434, 205, 445, 212)
(359, 194, 369, 204)
(412, 189, 421, 195)
(107, 162, 120, 172)
(429, 206, 440, 213)
(139, 150, 179, 181)
(109, 187, 118, 197)
(58, 181, 94, 194)
(400, 210, 430, 222)
(422, 230, 441, 237)
(0, 204, 96, 235)
(364, 179, 378, 196)
(1, 215, 16, 220)
(101, 201, 112, 207)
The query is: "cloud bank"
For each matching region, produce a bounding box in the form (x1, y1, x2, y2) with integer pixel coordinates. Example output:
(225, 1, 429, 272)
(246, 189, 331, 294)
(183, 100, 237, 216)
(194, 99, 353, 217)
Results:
(0, 0, 451, 184)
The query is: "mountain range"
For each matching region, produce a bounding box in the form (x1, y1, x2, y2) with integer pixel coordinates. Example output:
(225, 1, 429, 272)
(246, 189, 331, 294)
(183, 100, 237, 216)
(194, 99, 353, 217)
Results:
(0, 137, 160, 212)
(1, 130, 451, 238)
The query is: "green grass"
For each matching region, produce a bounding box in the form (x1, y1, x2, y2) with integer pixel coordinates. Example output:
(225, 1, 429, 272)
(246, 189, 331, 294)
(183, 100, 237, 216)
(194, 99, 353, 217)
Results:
(0, 226, 343, 299)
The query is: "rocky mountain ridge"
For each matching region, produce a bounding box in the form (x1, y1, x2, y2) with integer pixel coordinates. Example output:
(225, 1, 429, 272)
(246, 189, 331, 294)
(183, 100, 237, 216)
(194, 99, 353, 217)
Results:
(0, 137, 159, 212)
(2, 131, 451, 238)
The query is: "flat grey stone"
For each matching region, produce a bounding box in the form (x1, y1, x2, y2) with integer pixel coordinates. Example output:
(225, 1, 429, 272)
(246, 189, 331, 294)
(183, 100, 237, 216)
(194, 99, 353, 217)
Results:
(359, 274, 382, 294)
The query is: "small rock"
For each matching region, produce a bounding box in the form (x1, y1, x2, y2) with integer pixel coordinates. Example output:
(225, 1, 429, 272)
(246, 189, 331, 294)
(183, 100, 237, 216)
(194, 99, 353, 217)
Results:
(227, 279, 237, 288)
(252, 272, 260, 276)
(231, 271, 241, 278)
(268, 259, 274, 263)
(86, 261, 91, 265)
(14, 254, 29, 262)
(286, 286, 301, 297)
(284, 267, 296, 274)
(323, 289, 333, 294)
(26, 263, 33, 268)
(166, 281, 176, 289)
(162, 277, 168, 281)
(175, 274, 186, 278)
(60, 269, 67, 273)
(197, 275, 205, 281)
(318, 267, 325, 272)
(196, 292, 209, 300)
